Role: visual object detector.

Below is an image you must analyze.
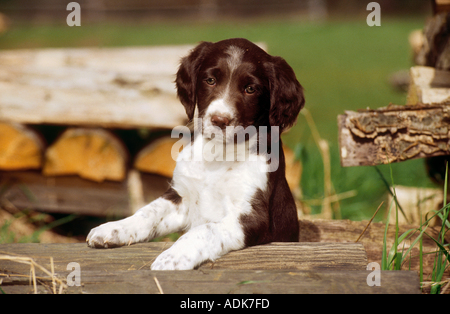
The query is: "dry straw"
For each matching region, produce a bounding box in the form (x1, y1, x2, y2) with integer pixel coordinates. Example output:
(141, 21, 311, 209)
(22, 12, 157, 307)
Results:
(0, 253, 67, 294)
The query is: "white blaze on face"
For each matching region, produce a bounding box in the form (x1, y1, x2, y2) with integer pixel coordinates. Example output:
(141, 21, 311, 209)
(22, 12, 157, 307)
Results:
(203, 45, 245, 141)
(225, 45, 245, 74)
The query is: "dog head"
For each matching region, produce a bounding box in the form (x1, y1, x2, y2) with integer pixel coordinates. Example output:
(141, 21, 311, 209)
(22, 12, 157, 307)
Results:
(176, 38, 304, 142)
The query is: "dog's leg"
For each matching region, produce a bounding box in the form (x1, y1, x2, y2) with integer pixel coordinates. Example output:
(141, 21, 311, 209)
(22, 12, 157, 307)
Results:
(86, 194, 186, 248)
(151, 219, 245, 270)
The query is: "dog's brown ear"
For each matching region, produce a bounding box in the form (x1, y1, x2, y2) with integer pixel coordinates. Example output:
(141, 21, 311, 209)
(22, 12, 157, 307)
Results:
(265, 57, 304, 133)
(176, 41, 213, 121)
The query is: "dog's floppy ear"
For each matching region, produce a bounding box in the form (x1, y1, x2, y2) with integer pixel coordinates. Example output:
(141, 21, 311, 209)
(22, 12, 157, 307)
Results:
(176, 41, 213, 121)
(265, 57, 305, 133)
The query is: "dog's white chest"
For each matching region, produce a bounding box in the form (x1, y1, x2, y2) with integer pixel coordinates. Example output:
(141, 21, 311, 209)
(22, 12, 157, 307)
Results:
(172, 137, 267, 226)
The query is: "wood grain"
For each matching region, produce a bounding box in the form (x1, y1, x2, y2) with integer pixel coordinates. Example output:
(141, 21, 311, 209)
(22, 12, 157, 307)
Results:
(0, 242, 420, 294)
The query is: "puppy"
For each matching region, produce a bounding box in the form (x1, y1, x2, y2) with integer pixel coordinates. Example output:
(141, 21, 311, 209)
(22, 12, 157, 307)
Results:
(87, 38, 305, 270)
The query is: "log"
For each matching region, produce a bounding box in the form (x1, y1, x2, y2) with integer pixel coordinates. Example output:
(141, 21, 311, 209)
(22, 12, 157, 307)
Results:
(338, 102, 450, 167)
(387, 185, 443, 226)
(43, 128, 128, 182)
(407, 66, 450, 105)
(0, 122, 44, 171)
(0, 242, 420, 294)
(134, 136, 186, 178)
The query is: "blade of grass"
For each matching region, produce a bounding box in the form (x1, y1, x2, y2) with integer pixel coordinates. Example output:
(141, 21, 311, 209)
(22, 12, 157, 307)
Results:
(442, 162, 448, 245)
(355, 201, 384, 243)
(427, 233, 450, 294)
(389, 163, 400, 270)
(382, 198, 395, 270)
(400, 225, 428, 266)
(387, 228, 415, 268)
(419, 202, 424, 285)
(375, 166, 409, 223)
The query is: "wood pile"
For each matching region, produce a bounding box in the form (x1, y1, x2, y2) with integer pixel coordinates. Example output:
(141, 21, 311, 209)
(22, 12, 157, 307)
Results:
(0, 45, 192, 216)
(0, 43, 302, 217)
(339, 6, 450, 167)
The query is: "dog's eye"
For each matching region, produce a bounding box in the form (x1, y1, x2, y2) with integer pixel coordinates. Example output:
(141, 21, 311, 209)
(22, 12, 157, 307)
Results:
(244, 85, 256, 94)
(205, 78, 216, 86)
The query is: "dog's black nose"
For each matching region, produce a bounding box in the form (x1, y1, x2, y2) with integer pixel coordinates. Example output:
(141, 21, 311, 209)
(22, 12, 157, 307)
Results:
(211, 115, 230, 129)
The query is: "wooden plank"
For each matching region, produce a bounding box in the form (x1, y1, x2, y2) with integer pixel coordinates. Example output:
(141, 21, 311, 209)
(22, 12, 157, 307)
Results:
(0, 242, 420, 294)
(0, 171, 170, 216)
(338, 103, 450, 167)
(0, 46, 194, 76)
(0, 242, 367, 275)
(0, 171, 130, 217)
(202, 242, 367, 271)
(0, 268, 420, 294)
(0, 68, 186, 129)
(0, 46, 192, 129)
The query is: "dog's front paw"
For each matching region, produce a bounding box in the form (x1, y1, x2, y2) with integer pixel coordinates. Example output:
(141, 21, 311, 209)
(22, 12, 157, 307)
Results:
(151, 246, 196, 270)
(86, 221, 134, 248)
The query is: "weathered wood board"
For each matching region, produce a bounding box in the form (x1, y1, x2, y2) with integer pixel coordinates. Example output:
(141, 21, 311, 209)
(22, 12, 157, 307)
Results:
(0, 242, 420, 294)
(0, 46, 191, 129)
(0, 242, 368, 274)
(338, 102, 450, 167)
(0, 268, 420, 294)
(0, 171, 170, 217)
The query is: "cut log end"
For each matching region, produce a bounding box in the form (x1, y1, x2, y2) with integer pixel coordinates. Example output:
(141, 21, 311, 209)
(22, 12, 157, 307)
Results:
(43, 128, 128, 182)
(0, 122, 44, 170)
(134, 136, 186, 178)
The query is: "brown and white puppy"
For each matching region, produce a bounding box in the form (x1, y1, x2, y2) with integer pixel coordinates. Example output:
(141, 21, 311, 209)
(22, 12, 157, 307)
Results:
(87, 38, 305, 270)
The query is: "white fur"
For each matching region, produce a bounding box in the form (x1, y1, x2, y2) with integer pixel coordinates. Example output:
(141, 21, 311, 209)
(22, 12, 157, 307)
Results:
(86, 133, 268, 270)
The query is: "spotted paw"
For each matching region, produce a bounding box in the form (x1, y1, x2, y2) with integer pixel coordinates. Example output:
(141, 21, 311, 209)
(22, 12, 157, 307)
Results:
(86, 221, 135, 248)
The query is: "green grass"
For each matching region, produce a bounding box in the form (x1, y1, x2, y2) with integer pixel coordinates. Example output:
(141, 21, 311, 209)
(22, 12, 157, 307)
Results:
(380, 162, 449, 293)
(0, 16, 434, 220)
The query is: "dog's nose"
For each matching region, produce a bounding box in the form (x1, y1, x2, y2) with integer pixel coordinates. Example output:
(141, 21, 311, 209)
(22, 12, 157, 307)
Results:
(211, 115, 230, 129)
